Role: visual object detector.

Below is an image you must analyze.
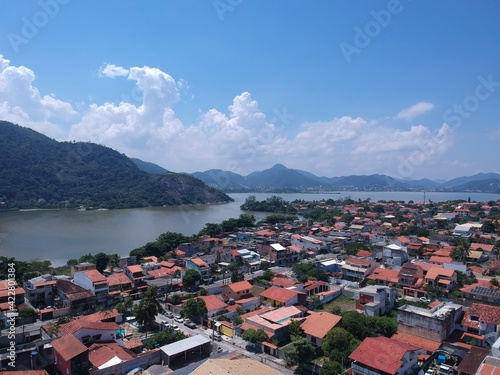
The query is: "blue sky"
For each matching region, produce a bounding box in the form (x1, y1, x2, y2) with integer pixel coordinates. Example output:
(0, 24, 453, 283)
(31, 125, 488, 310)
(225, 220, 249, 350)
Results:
(0, 1, 499, 180)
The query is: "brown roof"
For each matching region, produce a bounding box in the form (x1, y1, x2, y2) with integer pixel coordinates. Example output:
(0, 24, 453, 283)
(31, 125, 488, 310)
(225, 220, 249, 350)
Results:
(56, 279, 95, 301)
(126, 265, 143, 273)
(457, 346, 491, 375)
(398, 263, 422, 278)
(462, 303, 500, 329)
(425, 266, 455, 280)
(77, 309, 121, 323)
(345, 257, 372, 267)
(349, 337, 418, 375)
(366, 268, 399, 283)
(270, 277, 298, 288)
(52, 334, 88, 361)
(191, 258, 208, 267)
(300, 312, 341, 340)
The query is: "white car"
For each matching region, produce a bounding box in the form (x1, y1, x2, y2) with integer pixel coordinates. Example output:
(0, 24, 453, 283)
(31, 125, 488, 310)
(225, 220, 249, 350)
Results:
(164, 322, 180, 331)
(419, 297, 431, 303)
(174, 315, 184, 323)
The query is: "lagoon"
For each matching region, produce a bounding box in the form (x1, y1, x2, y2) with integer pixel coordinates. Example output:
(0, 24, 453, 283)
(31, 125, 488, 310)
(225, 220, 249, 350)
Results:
(0, 191, 498, 266)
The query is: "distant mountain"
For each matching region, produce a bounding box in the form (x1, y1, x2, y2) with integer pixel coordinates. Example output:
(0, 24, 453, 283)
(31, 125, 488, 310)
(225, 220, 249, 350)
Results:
(130, 158, 169, 174)
(192, 164, 500, 193)
(0, 121, 232, 209)
(440, 173, 500, 188)
(450, 178, 500, 193)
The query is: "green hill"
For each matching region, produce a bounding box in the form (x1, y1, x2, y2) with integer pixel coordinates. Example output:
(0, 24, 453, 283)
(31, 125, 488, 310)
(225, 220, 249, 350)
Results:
(0, 121, 232, 209)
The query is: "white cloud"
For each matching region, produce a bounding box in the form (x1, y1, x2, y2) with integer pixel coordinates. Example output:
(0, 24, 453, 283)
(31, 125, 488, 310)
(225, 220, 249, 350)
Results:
(0, 56, 456, 179)
(395, 101, 434, 121)
(99, 63, 129, 78)
(0, 54, 76, 137)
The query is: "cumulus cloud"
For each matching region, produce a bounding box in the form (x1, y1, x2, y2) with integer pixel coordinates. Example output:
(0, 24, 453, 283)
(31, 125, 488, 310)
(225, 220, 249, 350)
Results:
(395, 101, 434, 120)
(0, 56, 455, 178)
(99, 63, 129, 78)
(0, 54, 76, 137)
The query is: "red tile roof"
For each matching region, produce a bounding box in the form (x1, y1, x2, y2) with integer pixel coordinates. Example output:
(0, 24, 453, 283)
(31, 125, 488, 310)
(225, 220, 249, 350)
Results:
(191, 258, 208, 267)
(356, 250, 372, 258)
(126, 265, 143, 274)
(391, 332, 440, 353)
(425, 266, 455, 280)
(271, 277, 298, 288)
(198, 295, 227, 312)
(462, 303, 500, 329)
(300, 312, 341, 340)
(59, 319, 123, 336)
(226, 280, 253, 293)
(83, 269, 107, 284)
(52, 334, 88, 361)
(349, 337, 418, 375)
(56, 279, 95, 301)
(107, 272, 132, 286)
(345, 257, 372, 267)
(259, 286, 304, 304)
(88, 342, 134, 369)
(366, 268, 399, 283)
(77, 309, 121, 323)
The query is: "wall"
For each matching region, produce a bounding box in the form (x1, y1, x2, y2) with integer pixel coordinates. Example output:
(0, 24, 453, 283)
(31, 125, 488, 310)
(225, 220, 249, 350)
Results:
(90, 349, 161, 375)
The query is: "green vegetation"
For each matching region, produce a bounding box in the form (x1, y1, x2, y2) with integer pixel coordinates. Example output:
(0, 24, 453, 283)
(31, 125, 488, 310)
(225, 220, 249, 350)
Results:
(292, 262, 329, 282)
(182, 269, 202, 290)
(242, 328, 268, 343)
(130, 231, 197, 258)
(0, 121, 231, 210)
(240, 195, 297, 214)
(132, 286, 163, 331)
(198, 214, 256, 236)
(181, 298, 207, 323)
(145, 330, 188, 349)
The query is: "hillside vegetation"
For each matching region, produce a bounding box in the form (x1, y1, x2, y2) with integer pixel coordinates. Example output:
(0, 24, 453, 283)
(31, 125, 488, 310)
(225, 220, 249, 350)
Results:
(0, 121, 232, 209)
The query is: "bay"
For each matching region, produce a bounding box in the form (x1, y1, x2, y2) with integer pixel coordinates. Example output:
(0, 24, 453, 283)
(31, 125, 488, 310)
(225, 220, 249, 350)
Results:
(0, 191, 498, 266)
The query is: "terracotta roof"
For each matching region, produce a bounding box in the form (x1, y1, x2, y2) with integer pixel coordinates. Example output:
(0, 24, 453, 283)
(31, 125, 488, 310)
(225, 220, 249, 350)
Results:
(240, 306, 275, 320)
(271, 277, 298, 288)
(429, 256, 453, 264)
(398, 263, 422, 278)
(462, 303, 500, 329)
(191, 258, 208, 267)
(52, 334, 88, 361)
(160, 261, 176, 268)
(78, 309, 121, 323)
(391, 332, 440, 353)
(470, 243, 494, 253)
(425, 266, 455, 280)
(349, 337, 418, 375)
(107, 272, 132, 286)
(126, 265, 143, 273)
(143, 256, 158, 263)
(0, 287, 25, 299)
(366, 268, 399, 283)
(198, 295, 227, 312)
(59, 319, 123, 336)
(226, 280, 253, 293)
(413, 261, 435, 272)
(259, 286, 304, 304)
(300, 311, 341, 340)
(345, 257, 372, 267)
(124, 338, 143, 350)
(88, 341, 134, 369)
(83, 269, 107, 284)
(356, 250, 372, 258)
(303, 280, 328, 291)
(148, 268, 174, 279)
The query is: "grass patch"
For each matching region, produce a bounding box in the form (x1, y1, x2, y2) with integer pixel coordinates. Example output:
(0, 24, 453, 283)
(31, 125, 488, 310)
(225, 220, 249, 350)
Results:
(315, 294, 356, 313)
(250, 285, 265, 297)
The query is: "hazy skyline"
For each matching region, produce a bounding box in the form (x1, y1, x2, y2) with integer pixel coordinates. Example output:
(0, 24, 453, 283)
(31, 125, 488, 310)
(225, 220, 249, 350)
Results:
(1, 1, 499, 180)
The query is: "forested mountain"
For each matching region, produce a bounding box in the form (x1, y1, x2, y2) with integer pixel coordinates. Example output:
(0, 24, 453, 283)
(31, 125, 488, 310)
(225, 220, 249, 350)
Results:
(0, 121, 231, 209)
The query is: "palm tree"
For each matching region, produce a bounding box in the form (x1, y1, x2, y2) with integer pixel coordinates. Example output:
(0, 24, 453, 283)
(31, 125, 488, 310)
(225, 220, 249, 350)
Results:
(452, 239, 471, 262)
(132, 286, 163, 337)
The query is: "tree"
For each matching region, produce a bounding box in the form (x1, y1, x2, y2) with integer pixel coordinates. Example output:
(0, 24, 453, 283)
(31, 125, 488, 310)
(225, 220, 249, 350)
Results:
(320, 360, 342, 375)
(115, 297, 133, 314)
(262, 269, 274, 281)
(146, 330, 187, 349)
(288, 319, 304, 340)
(94, 252, 110, 273)
(182, 298, 207, 323)
(182, 269, 201, 290)
(231, 271, 244, 283)
(242, 328, 268, 344)
(133, 286, 163, 332)
(451, 240, 471, 262)
(283, 337, 316, 367)
(323, 327, 360, 365)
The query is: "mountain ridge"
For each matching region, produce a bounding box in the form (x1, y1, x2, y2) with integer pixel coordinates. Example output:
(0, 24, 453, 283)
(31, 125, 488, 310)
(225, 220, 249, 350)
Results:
(0, 121, 232, 210)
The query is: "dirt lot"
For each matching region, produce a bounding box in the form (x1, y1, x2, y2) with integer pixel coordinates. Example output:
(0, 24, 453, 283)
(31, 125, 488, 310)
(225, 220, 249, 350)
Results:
(315, 294, 356, 313)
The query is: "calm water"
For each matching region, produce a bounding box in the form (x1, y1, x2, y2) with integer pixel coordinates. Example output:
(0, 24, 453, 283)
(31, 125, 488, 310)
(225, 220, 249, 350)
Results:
(0, 191, 498, 266)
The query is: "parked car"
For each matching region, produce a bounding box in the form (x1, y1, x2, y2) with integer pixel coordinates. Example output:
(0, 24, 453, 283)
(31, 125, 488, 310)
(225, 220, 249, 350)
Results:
(164, 322, 180, 331)
(165, 311, 174, 318)
(425, 368, 436, 375)
(174, 315, 184, 323)
(210, 333, 222, 341)
(183, 318, 197, 329)
(419, 297, 431, 303)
